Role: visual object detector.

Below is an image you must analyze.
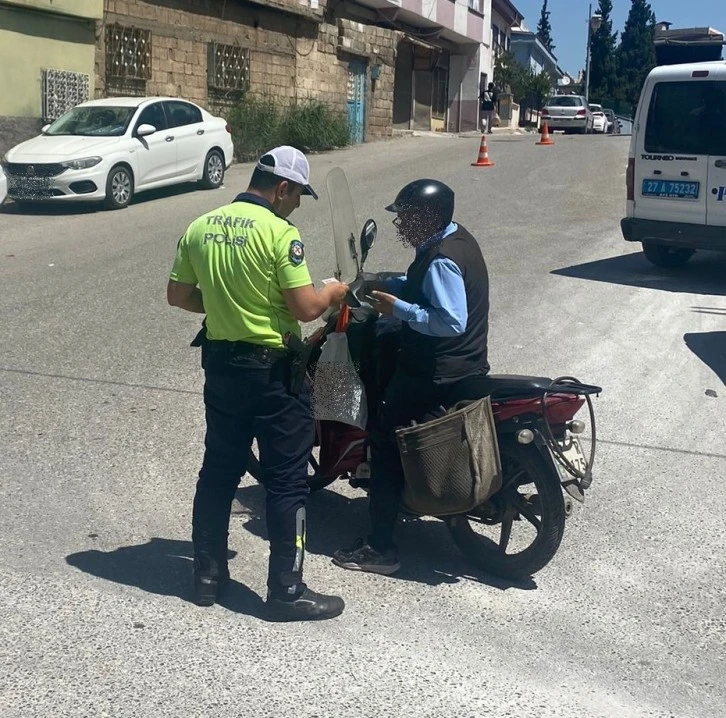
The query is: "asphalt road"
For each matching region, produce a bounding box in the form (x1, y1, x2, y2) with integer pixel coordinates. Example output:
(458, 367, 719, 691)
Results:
(1, 133, 724, 718)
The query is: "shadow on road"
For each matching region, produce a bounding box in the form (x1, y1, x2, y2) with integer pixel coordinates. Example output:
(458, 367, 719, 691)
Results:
(0, 181, 211, 216)
(66, 538, 267, 619)
(684, 331, 726, 386)
(552, 252, 726, 296)
(234, 483, 537, 592)
(0, 199, 97, 216)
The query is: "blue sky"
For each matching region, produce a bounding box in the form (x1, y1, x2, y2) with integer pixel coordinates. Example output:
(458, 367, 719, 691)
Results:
(513, 0, 726, 75)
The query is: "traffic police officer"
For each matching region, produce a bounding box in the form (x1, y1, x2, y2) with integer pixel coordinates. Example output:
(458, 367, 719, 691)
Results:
(168, 146, 348, 621)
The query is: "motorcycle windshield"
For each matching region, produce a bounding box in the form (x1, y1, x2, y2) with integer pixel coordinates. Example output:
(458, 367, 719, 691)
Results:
(326, 167, 360, 283)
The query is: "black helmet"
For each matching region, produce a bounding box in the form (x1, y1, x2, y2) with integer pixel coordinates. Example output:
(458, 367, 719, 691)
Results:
(385, 179, 455, 230)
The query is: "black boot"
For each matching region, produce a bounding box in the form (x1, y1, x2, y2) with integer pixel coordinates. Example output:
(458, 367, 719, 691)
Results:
(193, 554, 229, 607)
(264, 587, 345, 622)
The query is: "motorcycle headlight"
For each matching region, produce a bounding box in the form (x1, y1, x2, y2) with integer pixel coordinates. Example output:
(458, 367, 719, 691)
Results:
(60, 157, 103, 170)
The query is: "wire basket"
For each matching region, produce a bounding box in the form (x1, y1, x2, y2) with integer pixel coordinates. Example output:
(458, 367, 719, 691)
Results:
(395, 397, 502, 516)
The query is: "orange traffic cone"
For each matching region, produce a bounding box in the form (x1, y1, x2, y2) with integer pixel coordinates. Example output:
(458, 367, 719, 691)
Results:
(536, 121, 555, 146)
(471, 135, 495, 167)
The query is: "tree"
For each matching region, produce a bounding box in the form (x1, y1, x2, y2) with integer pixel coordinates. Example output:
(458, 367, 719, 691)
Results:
(494, 51, 531, 104)
(494, 52, 554, 111)
(529, 69, 555, 109)
(589, 0, 618, 104)
(616, 0, 656, 110)
(536, 0, 556, 54)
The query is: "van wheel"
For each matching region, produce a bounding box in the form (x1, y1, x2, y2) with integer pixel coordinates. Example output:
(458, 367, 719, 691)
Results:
(642, 242, 694, 268)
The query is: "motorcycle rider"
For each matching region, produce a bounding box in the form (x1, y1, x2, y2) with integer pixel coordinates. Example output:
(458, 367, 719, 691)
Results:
(333, 179, 490, 574)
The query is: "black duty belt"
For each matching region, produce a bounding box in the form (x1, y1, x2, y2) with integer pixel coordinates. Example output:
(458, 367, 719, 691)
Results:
(203, 339, 288, 364)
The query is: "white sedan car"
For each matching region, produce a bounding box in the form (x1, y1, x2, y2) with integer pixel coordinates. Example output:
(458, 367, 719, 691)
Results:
(588, 104, 608, 134)
(1, 97, 234, 209)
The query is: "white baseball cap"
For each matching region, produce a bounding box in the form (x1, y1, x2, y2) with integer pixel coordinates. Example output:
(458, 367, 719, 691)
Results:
(256, 145, 318, 200)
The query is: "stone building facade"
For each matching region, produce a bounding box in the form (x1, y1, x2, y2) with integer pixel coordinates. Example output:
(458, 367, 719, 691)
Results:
(95, 0, 399, 145)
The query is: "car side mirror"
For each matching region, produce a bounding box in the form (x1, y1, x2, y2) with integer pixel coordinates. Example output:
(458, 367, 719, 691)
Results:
(360, 219, 377, 268)
(41, 124, 51, 134)
(136, 124, 157, 137)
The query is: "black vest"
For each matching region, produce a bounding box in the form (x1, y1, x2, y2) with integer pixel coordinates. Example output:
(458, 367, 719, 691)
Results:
(399, 225, 490, 383)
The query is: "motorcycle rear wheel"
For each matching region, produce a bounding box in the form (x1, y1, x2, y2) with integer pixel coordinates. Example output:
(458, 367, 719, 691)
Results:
(246, 449, 338, 493)
(447, 440, 566, 580)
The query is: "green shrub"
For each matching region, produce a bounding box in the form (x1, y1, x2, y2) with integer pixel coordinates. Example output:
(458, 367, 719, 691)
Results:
(226, 95, 350, 161)
(226, 95, 283, 162)
(280, 100, 350, 153)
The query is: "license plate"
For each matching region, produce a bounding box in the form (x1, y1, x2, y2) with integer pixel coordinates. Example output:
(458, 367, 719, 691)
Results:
(8, 176, 52, 198)
(641, 179, 700, 199)
(551, 437, 588, 482)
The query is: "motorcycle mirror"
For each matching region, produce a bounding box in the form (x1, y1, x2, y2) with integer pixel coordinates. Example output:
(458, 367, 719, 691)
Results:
(360, 219, 377, 268)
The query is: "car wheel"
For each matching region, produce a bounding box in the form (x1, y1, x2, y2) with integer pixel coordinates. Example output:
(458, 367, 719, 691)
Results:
(642, 242, 695, 269)
(200, 150, 225, 190)
(104, 165, 133, 210)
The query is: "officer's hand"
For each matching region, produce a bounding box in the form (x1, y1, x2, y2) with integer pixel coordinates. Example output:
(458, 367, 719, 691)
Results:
(368, 290, 397, 316)
(323, 280, 349, 306)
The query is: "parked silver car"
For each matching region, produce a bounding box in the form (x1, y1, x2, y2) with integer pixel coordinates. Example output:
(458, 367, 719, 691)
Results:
(541, 95, 594, 134)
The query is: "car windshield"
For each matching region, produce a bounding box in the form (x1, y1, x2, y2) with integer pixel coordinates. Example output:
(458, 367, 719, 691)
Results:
(546, 96, 584, 107)
(589, 105, 602, 112)
(45, 106, 136, 137)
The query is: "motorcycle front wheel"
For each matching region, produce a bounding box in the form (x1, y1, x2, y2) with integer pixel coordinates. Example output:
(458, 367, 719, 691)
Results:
(246, 449, 338, 493)
(447, 439, 566, 580)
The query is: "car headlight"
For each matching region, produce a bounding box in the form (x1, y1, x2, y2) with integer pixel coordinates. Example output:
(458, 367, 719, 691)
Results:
(60, 157, 103, 170)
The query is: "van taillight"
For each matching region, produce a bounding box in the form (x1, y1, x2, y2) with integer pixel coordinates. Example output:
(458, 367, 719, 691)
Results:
(626, 157, 635, 201)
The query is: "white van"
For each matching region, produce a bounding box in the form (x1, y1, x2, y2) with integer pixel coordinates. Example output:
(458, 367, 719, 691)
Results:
(621, 61, 726, 267)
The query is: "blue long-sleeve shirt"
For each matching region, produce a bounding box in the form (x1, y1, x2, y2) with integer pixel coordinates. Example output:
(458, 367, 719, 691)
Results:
(385, 223, 468, 338)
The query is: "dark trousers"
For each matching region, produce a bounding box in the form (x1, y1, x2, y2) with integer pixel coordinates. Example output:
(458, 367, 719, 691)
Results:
(368, 371, 450, 552)
(192, 354, 314, 598)
(368, 369, 491, 552)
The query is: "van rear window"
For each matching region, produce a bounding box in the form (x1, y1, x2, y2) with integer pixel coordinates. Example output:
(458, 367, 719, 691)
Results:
(645, 80, 726, 155)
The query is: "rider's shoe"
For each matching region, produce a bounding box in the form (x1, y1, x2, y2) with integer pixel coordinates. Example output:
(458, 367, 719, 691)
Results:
(193, 554, 229, 607)
(264, 587, 345, 622)
(332, 539, 401, 575)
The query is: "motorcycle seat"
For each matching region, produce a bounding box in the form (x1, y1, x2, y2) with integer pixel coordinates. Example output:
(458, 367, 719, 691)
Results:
(447, 374, 554, 403)
(485, 374, 554, 398)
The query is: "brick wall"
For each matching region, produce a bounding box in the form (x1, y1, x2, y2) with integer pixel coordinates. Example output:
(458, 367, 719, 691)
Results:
(96, 0, 399, 140)
(295, 17, 399, 139)
(97, 0, 310, 106)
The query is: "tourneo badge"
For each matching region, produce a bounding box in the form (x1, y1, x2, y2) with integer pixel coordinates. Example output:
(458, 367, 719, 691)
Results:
(289, 239, 305, 265)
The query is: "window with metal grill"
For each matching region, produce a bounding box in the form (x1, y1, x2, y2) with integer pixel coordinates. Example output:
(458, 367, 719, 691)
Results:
(207, 42, 250, 102)
(105, 24, 151, 96)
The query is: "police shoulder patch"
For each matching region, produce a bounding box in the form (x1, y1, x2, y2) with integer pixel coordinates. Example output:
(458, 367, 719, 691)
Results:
(288, 239, 305, 265)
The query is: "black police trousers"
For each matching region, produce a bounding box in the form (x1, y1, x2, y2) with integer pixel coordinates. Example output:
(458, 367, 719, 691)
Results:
(192, 353, 313, 599)
(368, 369, 490, 552)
